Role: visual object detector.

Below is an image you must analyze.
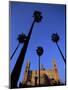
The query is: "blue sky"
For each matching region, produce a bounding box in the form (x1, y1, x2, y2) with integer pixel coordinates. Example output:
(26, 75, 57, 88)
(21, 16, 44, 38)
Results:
(10, 1, 66, 86)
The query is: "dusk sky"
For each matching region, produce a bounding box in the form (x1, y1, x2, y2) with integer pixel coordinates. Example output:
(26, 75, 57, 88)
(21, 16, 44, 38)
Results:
(10, 1, 66, 86)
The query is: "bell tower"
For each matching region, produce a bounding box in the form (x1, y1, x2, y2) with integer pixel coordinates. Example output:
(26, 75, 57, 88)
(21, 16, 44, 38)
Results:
(22, 61, 30, 84)
(52, 60, 59, 82)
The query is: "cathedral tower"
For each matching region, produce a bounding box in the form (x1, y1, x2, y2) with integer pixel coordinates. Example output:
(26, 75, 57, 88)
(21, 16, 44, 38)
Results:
(52, 60, 59, 82)
(22, 61, 30, 84)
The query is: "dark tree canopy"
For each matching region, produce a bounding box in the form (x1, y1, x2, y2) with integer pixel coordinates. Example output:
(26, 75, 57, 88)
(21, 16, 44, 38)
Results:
(36, 47, 44, 56)
(17, 32, 27, 43)
(51, 33, 60, 43)
(33, 11, 43, 22)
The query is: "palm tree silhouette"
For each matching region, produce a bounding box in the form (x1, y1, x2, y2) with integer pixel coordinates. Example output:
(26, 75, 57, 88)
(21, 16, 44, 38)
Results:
(10, 11, 42, 60)
(51, 33, 66, 64)
(11, 11, 43, 88)
(33, 11, 42, 22)
(10, 32, 27, 60)
(36, 46, 44, 86)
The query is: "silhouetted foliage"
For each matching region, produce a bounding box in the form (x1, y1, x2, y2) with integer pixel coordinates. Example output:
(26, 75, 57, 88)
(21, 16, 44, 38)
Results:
(17, 32, 27, 43)
(36, 47, 44, 56)
(51, 33, 66, 64)
(51, 33, 59, 43)
(33, 11, 42, 22)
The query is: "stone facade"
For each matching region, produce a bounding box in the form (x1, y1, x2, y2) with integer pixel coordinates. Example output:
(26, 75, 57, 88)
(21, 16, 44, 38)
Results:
(22, 60, 59, 86)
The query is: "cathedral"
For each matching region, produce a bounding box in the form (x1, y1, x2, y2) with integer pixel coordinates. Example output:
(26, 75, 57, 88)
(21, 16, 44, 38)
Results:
(21, 60, 60, 87)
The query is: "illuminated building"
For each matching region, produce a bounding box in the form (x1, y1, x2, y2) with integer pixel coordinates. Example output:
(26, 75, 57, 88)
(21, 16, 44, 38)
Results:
(22, 60, 60, 86)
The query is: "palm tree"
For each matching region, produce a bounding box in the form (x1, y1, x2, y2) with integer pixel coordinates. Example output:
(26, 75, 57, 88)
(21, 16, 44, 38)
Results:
(11, 11, 43, 88)
(51, 33, 66, 64)
(10, 32, 27, 60)
(10, 11, 42, 60)
(36, 46, 44, 86)
(33, 11, 42, 22)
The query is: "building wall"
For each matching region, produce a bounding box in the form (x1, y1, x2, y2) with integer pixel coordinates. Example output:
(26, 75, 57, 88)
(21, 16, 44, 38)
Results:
(22, 60, 59, 86)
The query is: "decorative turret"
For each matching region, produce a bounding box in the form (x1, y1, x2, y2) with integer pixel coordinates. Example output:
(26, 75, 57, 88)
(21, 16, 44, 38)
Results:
(52, 60, 57, 69)
(22, 61, 30, 84)
(52, 59, 59, 82)
(41, 64, 45, 70)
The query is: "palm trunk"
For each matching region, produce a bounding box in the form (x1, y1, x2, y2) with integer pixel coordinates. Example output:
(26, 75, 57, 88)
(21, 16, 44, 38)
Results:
(56, 42, 66, 64)
(39, 56, 40, 86)
(11, 20, 35, 88)
(10, 43, 20, 60)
